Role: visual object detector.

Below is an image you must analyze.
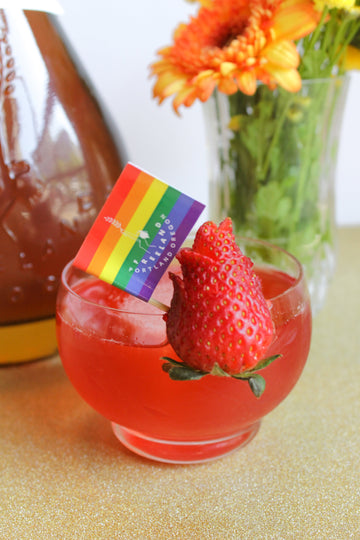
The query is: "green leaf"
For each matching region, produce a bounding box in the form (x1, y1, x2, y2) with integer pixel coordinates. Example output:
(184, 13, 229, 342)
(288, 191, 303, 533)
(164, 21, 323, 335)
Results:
(230, 354, 281, 379)
(247, 354, 282, 373)
(161, 357, 207, 381)
(248, 375, 266, 398)
(161, 357, 186, 368)
(164, 365, 206, 381)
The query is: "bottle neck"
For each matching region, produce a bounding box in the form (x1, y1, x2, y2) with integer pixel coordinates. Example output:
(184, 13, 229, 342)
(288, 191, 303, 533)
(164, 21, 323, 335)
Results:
(0, 1, 63, 14)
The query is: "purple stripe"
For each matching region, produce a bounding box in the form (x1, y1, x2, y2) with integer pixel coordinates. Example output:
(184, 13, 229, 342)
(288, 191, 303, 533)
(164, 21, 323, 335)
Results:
(138, 200, 204, 301)
(125, 194, 203, 300)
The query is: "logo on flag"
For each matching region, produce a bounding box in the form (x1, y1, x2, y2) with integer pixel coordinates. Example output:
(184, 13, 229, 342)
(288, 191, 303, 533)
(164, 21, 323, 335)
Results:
(73, 163, 205, 302)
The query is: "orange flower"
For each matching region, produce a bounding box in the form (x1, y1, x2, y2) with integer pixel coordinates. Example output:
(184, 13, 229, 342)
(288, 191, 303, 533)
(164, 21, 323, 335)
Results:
(151, 0, 320, 113)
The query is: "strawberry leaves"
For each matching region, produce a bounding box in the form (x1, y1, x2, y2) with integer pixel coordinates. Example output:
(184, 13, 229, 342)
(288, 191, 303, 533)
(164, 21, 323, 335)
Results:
(162, 358, 207, 381)
(161, 354, 281, 398)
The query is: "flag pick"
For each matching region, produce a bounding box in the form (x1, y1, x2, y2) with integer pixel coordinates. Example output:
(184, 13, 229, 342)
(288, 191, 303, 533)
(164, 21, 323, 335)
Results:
(73, 162, 205, 310)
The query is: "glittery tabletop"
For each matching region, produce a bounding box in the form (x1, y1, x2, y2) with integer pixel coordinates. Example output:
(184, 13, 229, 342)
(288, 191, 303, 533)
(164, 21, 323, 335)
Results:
(1, 227, 359, 540)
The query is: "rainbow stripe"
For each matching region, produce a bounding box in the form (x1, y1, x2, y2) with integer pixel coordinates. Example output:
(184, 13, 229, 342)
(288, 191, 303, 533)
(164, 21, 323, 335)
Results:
(73, 163, 205, 301)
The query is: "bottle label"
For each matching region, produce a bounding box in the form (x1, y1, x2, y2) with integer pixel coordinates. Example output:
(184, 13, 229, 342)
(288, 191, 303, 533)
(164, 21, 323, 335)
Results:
(0, 0, 63, 14)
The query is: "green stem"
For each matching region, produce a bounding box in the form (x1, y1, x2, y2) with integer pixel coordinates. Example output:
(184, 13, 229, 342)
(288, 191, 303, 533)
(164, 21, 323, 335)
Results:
(289, 110, 319, 235)
(302, 6, 329, 59)
(332, 19, 360, 70)
(261, 92, 292, 181)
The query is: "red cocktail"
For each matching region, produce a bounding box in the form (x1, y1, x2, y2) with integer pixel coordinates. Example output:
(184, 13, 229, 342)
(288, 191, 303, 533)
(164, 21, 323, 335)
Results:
(56, 238, 311, 463)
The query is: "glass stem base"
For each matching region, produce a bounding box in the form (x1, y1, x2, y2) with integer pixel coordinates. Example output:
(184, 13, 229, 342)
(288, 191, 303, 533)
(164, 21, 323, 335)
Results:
(111, 421, 261, 464)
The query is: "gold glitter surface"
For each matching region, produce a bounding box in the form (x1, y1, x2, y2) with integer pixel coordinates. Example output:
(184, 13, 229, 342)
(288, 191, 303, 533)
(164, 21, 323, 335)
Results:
(1, 227, 359, 540)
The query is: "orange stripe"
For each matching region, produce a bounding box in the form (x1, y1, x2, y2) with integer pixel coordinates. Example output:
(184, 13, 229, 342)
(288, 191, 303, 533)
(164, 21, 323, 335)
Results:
(87, 171, 155, 276)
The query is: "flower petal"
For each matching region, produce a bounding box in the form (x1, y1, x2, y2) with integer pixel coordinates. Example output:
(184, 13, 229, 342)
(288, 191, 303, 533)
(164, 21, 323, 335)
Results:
(267, 66, 302, 92)
(273, 0, 321, 41)
(172, 86, 198, 113)
(220, 62, 237, 76)
(264, 41, 300, 69)
(235, 71, 257, 95)
(218, 77, 238, 94)
(153, 72, 186, 98)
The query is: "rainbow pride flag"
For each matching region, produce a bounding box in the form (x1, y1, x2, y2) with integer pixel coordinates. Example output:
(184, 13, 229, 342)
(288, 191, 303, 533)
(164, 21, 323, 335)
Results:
(73, 163, 205, 302)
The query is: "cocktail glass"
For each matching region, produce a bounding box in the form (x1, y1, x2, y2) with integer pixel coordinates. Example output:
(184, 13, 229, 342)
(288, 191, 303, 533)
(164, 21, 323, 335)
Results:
(56, 238, 312, 464)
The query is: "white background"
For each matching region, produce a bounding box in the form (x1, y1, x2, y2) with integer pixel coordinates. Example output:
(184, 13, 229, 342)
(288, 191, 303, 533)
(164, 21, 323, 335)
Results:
(57, 0, 359, 226)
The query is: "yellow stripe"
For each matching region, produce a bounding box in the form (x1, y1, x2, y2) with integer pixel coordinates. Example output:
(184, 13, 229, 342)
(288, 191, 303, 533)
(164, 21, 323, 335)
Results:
(99, 178, 167, 283)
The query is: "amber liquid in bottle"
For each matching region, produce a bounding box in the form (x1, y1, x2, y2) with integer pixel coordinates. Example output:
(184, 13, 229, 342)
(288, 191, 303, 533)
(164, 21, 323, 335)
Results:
(0, 9, 125, 362)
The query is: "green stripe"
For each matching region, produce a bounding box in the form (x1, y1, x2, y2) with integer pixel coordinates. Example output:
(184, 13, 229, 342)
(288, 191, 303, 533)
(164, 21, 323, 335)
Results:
(112, 186, 181, 290)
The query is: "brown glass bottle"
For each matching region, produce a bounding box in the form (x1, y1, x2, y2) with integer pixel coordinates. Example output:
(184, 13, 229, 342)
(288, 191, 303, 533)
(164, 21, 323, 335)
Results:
(0, 9, 126, 362)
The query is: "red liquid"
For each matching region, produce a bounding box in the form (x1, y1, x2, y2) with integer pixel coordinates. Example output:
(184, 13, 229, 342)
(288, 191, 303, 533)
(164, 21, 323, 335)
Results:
(56, 267, 312, 450)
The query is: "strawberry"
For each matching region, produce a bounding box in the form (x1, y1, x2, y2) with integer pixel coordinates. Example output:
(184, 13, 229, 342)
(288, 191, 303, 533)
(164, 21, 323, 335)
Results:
(162, 218, 279, 397)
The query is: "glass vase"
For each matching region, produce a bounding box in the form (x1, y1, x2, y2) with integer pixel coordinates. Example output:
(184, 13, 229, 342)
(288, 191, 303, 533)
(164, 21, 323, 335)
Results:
(204, 76, 349, 313)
